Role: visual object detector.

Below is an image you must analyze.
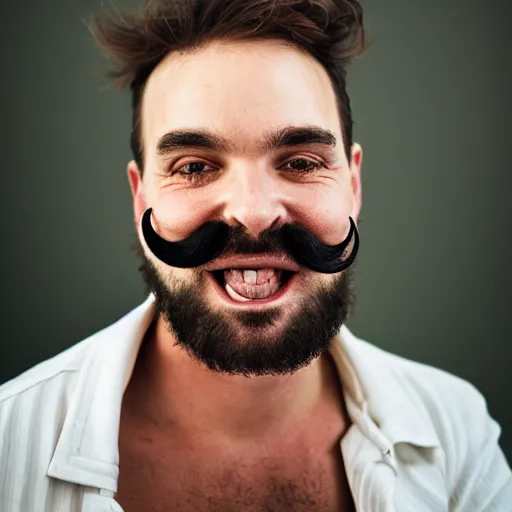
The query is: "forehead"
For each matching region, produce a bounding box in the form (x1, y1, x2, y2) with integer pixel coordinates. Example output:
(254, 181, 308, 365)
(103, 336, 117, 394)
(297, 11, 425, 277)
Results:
(141, 39, 342, 154)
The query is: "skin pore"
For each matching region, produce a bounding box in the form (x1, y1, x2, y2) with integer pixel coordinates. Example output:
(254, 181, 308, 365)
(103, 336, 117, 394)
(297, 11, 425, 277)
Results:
(123, 37, 362, 451)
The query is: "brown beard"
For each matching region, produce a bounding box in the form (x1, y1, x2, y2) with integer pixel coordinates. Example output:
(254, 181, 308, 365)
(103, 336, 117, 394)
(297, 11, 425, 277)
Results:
(137, 248, 356, 377)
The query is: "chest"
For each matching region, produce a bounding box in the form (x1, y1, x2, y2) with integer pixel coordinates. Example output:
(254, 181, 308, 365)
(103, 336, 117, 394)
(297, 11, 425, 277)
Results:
(116, 436, 355, 512)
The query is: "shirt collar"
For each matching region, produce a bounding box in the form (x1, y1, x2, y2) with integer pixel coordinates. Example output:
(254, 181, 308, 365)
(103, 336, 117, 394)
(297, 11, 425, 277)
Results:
(48, 295, 155, 492)
(48, 295, 440, 493)
(332, 326, 441, 449)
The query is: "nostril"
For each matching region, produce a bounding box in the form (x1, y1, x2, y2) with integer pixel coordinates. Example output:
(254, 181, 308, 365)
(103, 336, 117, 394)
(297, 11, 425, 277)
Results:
(268, 217, 282, 231)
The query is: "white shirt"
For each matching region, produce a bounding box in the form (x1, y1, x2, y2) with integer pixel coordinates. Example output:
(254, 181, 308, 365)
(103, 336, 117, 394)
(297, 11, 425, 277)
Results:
(0, 295, 511, 511)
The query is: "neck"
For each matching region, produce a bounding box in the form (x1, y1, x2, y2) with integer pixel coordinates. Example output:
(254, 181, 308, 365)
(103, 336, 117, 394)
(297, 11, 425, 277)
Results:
(123, 314, 347, 442)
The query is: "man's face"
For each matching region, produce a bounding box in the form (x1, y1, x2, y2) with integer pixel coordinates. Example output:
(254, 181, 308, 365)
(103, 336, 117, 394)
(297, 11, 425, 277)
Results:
(129, 39, 362, 376)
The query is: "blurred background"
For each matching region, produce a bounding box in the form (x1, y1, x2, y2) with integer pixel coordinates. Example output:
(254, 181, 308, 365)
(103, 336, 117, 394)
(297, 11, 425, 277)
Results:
(0, 0, 510, 462)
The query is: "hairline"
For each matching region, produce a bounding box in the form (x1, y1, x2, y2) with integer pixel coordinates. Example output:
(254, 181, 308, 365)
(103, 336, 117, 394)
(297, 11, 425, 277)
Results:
(134, 36, 352, 173)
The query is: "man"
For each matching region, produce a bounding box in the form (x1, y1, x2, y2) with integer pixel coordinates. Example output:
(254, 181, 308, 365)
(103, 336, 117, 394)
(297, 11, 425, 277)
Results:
(0, 0, 510, 510)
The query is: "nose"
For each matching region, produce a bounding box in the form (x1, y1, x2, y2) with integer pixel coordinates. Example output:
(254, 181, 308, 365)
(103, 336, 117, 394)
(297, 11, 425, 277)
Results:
(219, 163, 287, 238)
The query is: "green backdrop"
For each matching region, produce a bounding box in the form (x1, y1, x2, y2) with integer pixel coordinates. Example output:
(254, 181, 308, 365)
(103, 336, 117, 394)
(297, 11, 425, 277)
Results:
(1, 0, 510, 463)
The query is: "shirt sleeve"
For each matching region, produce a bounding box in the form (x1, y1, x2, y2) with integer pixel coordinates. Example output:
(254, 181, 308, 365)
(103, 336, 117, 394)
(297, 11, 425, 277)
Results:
(449, 383, 512, 511)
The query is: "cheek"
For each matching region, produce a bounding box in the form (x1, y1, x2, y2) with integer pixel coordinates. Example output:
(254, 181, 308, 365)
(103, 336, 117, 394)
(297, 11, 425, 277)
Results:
(148, 172, 355, 246)
(148, 253, 192, 285)
(149, 189, 216, 242)
(162, 266, 208, 295)
(289, 184, 355, 246)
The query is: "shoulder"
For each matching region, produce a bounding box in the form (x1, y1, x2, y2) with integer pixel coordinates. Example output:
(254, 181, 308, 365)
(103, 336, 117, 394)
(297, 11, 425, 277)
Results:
(348, 334, 491, 431)
(343, 332, 512, 507)
(0, 296, 154, 428)
(0, 330, 103, 446)
(0, 341, 90, 499)
(0, 338, 103, 509)
(0, 338, 89, 405)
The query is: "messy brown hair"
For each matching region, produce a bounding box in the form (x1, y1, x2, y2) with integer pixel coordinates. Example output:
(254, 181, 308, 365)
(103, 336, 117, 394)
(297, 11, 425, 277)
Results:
(91, 0, 366, 172)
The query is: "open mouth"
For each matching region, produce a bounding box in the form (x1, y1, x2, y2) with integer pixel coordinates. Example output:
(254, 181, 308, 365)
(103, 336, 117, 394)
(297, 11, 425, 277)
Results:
(209, 268, 296, 304)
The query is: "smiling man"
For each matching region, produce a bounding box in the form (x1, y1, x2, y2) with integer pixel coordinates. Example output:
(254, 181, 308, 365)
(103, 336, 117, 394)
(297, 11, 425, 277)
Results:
(0, 1, 511, 511)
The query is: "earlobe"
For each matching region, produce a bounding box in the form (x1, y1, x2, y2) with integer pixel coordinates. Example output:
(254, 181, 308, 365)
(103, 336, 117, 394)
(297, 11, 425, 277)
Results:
(127, 160, 147, 225)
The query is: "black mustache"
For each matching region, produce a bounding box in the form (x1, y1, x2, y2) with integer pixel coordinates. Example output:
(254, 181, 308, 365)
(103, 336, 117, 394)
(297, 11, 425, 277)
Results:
(141, 208, 359, 274)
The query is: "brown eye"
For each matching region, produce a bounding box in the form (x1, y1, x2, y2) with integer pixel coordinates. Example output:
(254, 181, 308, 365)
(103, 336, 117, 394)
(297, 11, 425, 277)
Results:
(176, 161, 211, 176)
(284, 158, 323, 172)
(169, 160, 219, 184)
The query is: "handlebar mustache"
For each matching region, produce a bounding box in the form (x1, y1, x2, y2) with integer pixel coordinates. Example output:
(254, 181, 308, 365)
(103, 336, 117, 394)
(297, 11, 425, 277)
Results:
(141, 208, 359, 274)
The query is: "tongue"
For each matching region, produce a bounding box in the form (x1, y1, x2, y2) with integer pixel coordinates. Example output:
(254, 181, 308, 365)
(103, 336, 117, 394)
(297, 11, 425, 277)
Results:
(224, 268, 283, 300)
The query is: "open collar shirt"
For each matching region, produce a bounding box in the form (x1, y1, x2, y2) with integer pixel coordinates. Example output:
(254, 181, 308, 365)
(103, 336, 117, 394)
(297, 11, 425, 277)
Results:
(1, 295, 511, 511)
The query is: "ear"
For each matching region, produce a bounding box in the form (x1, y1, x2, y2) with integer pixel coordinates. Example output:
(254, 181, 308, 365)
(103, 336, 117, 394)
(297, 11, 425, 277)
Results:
(349, 143, 363, 222)
(127, 160, 147, 228)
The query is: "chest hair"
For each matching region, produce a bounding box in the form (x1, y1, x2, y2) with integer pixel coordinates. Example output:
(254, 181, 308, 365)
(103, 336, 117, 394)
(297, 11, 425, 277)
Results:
(116, 441, 354, 512)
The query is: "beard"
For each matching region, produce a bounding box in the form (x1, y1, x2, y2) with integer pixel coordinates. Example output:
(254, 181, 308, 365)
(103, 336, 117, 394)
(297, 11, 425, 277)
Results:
(137, 249, 356, 377)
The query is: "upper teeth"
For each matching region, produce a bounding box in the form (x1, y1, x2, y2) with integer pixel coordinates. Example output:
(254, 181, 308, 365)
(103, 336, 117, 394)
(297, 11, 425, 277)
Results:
(243, 270, 258, 284)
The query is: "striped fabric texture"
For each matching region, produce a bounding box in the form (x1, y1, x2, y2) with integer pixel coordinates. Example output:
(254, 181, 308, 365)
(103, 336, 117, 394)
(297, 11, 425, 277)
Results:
(1, 295, 511, 511)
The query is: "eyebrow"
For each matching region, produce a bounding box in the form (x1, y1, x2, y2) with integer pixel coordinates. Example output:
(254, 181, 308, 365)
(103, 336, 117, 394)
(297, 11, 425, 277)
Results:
(156, 126, 337, 157)
(157, 130, 233, 155)
(262, 126, 337, 152)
